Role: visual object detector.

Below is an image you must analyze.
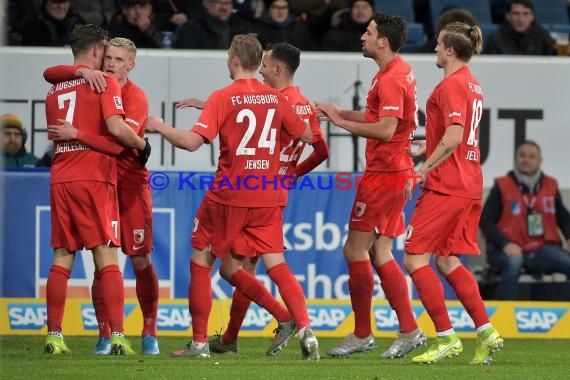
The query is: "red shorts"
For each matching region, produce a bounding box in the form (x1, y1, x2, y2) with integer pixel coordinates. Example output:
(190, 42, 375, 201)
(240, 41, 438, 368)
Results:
(348, 169, 409, 237)
(191, 198, 283, 258)
(118, 186, 153, 255)
(51, 181, 120, 251)
(405, 189, 481, 256)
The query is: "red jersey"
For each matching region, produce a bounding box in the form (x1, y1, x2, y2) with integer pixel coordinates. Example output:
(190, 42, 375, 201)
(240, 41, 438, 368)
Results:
(278, 86, 325, 206)
(424, 66, 483, 200)
(192, 78, 306, 207)
(46, 75, 125, 184)
(116, 79, 149, 189)
(364, 56, 417, 172)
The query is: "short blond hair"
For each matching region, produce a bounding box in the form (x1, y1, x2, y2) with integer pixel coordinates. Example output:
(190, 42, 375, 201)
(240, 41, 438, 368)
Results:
(108, 37, 137, 57)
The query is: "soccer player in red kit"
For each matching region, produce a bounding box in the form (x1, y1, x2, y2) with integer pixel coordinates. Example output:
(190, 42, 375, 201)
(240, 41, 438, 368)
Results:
(403, 22, 504, 365)
(315, 13, 426, 359)
(44, 24, 146, 355)
(200, 42, 329, 355)
(45, 37, 159, 356)
(145, 35, 320, 360)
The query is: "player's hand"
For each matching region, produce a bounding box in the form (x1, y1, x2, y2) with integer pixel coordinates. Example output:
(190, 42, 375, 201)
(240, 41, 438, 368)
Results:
(137, 137, 151, 167)
(407, 140, 426, 157)
(78, 68, 108, 93)
(176, 98, 205, 110)
(47, 119, 78, 140)
(170, 13, 188, 25)
(403, 171, 425, 200)
(314, 101, 342, 125)
(145, 116, 164, 132)
(504, 242, 523, 257)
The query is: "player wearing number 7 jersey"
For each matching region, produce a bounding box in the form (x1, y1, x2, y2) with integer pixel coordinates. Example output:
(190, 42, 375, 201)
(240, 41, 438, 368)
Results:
(403, 22, 504, 365)
(44, 25, 146, 356)
(145, 34, 320, 360)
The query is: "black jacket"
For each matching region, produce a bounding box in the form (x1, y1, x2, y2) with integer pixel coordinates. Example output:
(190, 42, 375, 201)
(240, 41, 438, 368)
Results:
(173, 8, 252, 49)
(484, 20, 555, 55)
(321, 10, 367, 52)
(253, 13, 317, 51)
(107, 12, 164, 48)
(21, 5, 86, 46)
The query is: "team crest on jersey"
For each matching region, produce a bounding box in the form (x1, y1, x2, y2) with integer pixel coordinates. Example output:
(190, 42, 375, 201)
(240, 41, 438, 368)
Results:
(543, 196, 555, 214)
(406, 225, 414, 241)
(355, 202, 366, 217)
(133, 229, 144, 244)
(511, 201, 521, 215)
(113, 96, 123, 110)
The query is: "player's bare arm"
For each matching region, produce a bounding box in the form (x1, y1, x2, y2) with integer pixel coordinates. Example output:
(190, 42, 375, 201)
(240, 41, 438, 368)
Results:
(176, 98, 205, 110)
(106, 115, 146, 150)
(145, 115, 205, 152)
(420, 124, 463, 174)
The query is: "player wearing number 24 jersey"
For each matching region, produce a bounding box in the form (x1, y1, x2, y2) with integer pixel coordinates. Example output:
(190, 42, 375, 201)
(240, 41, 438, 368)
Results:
(403, 22, 503, 366)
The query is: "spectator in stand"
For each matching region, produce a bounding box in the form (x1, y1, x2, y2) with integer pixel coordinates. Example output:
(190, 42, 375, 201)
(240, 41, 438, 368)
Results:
(71, 0, 117, 26)
(7, 0, 36, 45)
(21, 0, 86, 47)
(290, 0, 347, 45)
(2, 114, 40, 169)
(484, 0, 555, 55)
(151, 0, 199, 32)
(253, 0, 317, 50)
(173, 0, 252, 49)
(107, 0, 164, 48)
(417, 8, 477, 53)
(480, 141, 570, 300)
(321, 0, 374, 52)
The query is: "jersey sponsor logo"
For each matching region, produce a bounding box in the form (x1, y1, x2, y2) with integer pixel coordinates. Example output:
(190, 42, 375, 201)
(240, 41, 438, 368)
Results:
(125, 117, 140, 127)
(81, 303, 137, 330)
(113, 96, 123, 110)
(448, 306, 498, 332)
(195, 122, 208, 129)
(156, 305, 192, 331)
(241, 305, 273, 331)
(132, 245, 145, 251)
(373, 305, 424, 331)
(515, 307, 567, 333)
(8, 303, 47, 330)
(133, 229, 144, 244)
(448, 111, 462, 118)
(307, 305, 352, 330)
(383, 106, 400, 111)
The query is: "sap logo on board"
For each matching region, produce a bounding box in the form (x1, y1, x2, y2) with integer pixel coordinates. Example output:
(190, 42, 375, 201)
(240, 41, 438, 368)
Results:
(8, 303, 47, 330)
(156, 305, 192, 331)
(515, 307, 567, 333)
(241, 306, 273, 331)
(308, 305, 352, 330)
(373, 306, 425, 331)
(448, 306, 498, 332)
(81, 304, 137, 330)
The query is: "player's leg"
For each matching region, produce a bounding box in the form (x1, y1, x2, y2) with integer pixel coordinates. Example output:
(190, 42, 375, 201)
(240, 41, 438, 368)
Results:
(212, 255, 258, 354)
(173, 247, 216, 358)
(45, 248, 75, 354)
(371, 237, 426, 359)
(131, 254, 159, 355)
(327, 229, 377, 357)
(260, 253, 319, 360)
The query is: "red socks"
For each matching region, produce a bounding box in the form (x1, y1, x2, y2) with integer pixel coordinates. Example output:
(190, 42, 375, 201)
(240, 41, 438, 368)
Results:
(229, 268, 291, 322)
(410, 265, 453, 332)
(222, 288, 251, 344)
(189, 261, 213, 343)
(92, 270, 111, 338)
(446, 265, 489, 328)
(135, 264, 159, 337)
(267, 263, 310, 329)
(348, 260, 374, 338)
(46, 265, 71, 333)
(99, 264, 125, 334)
(376, 260, 418, 333)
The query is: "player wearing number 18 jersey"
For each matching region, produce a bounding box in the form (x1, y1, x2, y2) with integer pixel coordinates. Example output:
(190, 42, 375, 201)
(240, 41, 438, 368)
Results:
(145, 35, 319, 360)
(403, 22, 503, 365)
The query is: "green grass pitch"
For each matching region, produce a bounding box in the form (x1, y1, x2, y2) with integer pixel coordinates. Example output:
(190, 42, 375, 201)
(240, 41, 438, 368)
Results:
(1, 336, 569, 379)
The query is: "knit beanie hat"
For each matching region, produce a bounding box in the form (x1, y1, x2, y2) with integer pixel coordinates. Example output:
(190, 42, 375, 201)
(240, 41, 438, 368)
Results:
(352, 0, 375, 9)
